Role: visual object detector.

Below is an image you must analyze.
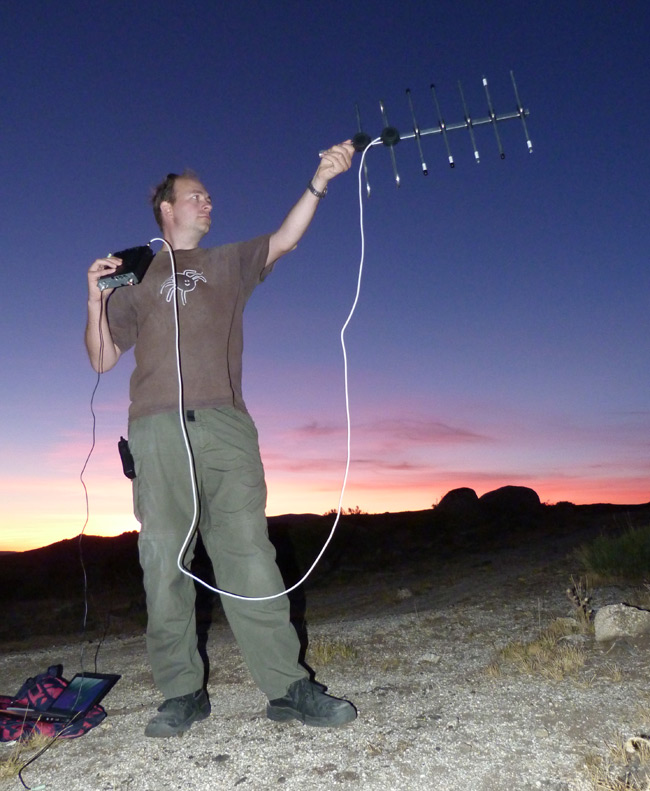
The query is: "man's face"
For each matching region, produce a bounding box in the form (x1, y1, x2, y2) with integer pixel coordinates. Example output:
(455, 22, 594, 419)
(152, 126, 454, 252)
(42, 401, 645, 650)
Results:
(162, 177, 213, 240)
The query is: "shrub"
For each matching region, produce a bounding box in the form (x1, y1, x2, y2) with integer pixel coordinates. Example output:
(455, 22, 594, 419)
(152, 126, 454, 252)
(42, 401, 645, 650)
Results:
(576, 525, 650, 583)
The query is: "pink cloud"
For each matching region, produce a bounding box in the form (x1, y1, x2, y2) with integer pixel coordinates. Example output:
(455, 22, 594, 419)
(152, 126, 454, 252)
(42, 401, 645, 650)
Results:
(359, 418, 491, 445)
(290, 417, 489, 445)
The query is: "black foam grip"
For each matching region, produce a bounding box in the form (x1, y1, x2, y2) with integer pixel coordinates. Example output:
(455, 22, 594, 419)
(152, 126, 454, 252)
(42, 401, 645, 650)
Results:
(380, 126, 400, 147)
(352, 132, 372, 152)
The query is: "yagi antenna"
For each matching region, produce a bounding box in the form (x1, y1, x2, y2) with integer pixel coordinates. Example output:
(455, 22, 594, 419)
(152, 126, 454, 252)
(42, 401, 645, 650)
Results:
(343, 71, 532, 192)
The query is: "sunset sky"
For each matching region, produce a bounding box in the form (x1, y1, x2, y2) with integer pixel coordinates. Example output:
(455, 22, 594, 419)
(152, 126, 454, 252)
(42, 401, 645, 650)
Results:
(2, 1, 649, 552)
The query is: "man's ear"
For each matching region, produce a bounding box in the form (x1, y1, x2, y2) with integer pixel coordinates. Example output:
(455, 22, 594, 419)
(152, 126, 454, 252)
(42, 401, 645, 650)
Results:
(160, 200, 174, 220)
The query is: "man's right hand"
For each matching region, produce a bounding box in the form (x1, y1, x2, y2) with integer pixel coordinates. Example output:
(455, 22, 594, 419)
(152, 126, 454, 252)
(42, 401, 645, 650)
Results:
(87, 256, 121, 302)
(85, 256, 123, 372)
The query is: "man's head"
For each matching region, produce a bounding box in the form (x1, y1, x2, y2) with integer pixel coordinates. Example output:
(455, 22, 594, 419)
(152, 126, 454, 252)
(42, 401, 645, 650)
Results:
(150, 170, 213, 247)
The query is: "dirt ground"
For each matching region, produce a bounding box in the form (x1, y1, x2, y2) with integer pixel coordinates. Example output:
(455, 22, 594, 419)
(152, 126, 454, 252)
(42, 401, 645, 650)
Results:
(1, 522, 649, 791)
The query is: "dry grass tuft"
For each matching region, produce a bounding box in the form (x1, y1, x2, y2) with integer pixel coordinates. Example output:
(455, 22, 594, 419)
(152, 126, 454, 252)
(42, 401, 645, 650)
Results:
(582, 734, 650, 790)
(0, 730, 56, 780)
(307, 636, 358, 666)
(493, 617, 586, 680)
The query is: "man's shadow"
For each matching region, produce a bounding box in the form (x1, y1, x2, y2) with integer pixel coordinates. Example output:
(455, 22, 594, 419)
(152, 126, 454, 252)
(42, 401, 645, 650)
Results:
(192, 533, 216, 689)
(267, 521, 312, 676)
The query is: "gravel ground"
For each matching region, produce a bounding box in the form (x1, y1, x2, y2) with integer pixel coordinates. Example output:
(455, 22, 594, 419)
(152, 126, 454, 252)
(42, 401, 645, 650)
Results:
(2, 535, 649, 791)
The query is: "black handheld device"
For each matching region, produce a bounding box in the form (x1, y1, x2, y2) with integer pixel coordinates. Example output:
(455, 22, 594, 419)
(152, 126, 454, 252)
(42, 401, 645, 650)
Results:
(118, 436, 136, 479)
(97, 244, 154, 291)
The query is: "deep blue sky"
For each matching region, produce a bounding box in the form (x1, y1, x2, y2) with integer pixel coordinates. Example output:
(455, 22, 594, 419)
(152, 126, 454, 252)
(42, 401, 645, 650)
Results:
(2, 1, 649, 551)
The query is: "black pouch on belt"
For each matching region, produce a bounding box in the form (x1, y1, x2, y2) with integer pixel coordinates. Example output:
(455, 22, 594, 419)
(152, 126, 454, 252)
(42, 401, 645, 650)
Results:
(118, 436, 136, 480)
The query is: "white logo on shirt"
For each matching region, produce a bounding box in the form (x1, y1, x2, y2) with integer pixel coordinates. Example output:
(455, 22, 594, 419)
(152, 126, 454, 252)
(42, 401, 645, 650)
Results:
(160, 269, 207, 306)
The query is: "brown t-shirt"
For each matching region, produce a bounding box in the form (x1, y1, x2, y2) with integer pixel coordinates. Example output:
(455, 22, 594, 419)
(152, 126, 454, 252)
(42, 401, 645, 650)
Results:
(107, 235, 271, 420)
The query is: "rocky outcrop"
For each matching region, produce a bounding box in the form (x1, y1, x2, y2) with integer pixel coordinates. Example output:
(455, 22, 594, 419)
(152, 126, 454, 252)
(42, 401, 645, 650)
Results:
(479, 485, 542, 513)
(436, 487, 481, 519)
(594, 603, 650, 641)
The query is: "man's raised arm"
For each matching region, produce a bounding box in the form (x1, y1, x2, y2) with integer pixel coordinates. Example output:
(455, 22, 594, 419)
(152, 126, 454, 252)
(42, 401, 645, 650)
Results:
(266, 140, 355, 267)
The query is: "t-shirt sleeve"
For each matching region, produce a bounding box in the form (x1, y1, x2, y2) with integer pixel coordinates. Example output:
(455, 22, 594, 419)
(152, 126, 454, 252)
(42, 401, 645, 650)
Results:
(106, 287, 137, 353)
(238, 234, 272, 297)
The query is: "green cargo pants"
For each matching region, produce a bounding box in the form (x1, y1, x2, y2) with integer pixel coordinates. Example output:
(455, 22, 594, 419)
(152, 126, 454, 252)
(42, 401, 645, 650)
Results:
(128, 407, 306, 700)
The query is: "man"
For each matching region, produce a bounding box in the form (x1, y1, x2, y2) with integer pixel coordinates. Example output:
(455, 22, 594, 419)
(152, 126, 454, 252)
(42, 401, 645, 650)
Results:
(85, 141, 356, 737)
